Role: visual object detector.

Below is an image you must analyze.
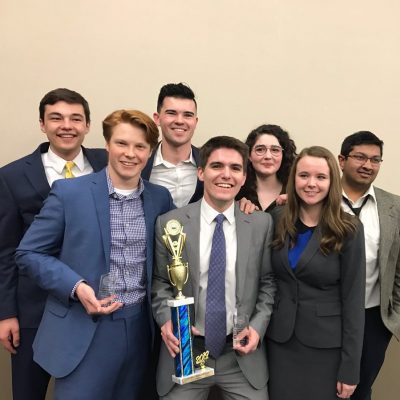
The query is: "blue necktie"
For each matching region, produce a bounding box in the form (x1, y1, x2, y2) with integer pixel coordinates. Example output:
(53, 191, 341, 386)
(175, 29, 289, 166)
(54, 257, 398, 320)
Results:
(205, 214, 227, 358)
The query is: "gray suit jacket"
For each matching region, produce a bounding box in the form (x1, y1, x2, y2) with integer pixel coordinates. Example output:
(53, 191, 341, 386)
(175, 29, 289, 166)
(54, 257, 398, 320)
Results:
(152, 200, 276, 396)
(375, 187, 400, 339)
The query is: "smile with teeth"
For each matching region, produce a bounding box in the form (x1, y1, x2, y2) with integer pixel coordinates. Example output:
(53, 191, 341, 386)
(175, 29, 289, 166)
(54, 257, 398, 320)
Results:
(216, 183, 233, 188)
(121, 161, 137, 166)
(57, 134, 76, 138)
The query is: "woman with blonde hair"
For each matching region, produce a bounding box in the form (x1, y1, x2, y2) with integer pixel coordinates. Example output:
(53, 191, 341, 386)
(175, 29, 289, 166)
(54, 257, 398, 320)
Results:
(267, 146, 366, 400)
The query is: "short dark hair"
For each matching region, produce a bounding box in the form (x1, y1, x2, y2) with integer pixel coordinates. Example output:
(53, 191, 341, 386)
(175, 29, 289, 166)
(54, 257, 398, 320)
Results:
(340, 131, 384, 157)
(245, 124, 296, 186)
(102, 109, 159, 150)
(157, 83, 197, 112)
(200, 136, 249, 173)
(39, 88, 90, 123)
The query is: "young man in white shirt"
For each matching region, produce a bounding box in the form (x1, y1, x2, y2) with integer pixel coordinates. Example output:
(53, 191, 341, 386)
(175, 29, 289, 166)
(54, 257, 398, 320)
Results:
(338, 131, 400, 400)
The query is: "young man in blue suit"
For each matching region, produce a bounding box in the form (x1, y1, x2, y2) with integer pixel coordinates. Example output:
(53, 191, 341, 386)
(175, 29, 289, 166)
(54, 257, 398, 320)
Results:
(142, 82, 203, 207)
(16, 109, 174, 399)
(0, 88, 107, 400)
(338, 131, 400, 400)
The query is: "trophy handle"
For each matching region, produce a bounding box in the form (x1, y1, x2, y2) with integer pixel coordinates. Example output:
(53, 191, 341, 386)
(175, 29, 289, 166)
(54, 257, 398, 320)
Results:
(183, 263, 189, 285)
(167, 265, 177, 288)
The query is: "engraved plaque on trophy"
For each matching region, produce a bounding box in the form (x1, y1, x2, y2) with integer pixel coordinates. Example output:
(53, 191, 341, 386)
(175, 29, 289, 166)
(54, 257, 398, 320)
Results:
(163, 219, 214, 385)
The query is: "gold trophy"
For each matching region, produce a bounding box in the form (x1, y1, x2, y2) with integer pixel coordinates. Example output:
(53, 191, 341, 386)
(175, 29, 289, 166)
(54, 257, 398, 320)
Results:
(163, 220, 214, 384)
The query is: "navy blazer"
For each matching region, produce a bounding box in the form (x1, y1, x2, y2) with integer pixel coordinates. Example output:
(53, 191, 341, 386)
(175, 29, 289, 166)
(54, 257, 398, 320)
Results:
(0, 143, 107, 327)
(15, 169, 174, 377)
(267, 217, 366, 384)
(141, 143, 204, 204)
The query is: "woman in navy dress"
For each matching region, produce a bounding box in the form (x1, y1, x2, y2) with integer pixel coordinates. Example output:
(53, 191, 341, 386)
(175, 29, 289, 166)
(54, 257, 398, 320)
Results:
(267, 146, 366, 400)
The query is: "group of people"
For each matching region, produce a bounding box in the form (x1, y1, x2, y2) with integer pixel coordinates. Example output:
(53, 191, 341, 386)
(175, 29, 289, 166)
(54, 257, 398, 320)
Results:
(0, 83, 399, 400)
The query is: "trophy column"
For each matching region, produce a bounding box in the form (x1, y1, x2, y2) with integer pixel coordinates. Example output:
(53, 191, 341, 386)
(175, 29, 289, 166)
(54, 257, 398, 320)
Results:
(163, 220, 214, 385)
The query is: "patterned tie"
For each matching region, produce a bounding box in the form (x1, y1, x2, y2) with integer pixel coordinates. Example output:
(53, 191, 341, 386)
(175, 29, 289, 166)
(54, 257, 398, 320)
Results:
(205, 214, 227, 358)
(64, 161, 75, 179)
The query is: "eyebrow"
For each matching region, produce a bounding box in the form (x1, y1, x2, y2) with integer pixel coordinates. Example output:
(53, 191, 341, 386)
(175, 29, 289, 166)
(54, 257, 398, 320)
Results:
(47, 112, 84, 118)
(165, 109, 195, 116)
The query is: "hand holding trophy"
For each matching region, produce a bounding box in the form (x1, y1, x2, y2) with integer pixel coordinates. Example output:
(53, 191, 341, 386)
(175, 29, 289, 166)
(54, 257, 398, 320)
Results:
(163, 219, 214, 384)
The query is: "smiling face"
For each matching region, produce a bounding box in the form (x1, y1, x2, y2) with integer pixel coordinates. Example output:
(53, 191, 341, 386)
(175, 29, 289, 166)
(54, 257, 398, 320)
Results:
(295, 155, 331, 211)
(249, 133, 283, 178)
(106, 123, 152, 189)
(153, 97, 198, 148)
(198, 148, 246, 212)
(40, 101, 90, 160)
(339, 144, 381, 192)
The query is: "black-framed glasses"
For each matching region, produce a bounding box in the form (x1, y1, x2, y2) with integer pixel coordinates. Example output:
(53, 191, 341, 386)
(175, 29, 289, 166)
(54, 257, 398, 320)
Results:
(346, 153, 383, 165)
(253, 145, 284, 157)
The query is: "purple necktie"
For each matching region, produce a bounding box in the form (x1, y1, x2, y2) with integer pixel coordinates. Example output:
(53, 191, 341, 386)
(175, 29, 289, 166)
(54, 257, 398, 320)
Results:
(205, 214, 227, 358)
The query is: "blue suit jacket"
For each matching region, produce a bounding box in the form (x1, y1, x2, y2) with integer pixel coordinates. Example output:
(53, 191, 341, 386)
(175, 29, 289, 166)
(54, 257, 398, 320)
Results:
(0, 143, 107, 327)
(16, 169, 174, 378)
(141, 143, 204, 204)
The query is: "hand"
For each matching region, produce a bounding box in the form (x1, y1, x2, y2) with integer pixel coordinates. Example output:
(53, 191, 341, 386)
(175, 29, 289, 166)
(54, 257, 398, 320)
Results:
(0, 317, 20, 354)
(336, 381, 357, 398)
(161, 320, 180, 358)
(75, 282, 122, 315)
(233, 325, 259, 355)
(238, 197, 259, 214)
(275, 193, 288, 206)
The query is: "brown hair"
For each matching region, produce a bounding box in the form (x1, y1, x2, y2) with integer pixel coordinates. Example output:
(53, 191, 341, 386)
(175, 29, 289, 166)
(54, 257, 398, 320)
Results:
(273, 146, 357, 254)
(102, 109, 159, 149)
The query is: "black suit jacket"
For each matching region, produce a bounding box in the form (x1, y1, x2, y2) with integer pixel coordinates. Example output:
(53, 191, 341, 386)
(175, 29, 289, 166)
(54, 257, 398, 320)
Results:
(0, 143, 107, 328)
(141, 143, 203, 204)
(267, 215, 366, 384)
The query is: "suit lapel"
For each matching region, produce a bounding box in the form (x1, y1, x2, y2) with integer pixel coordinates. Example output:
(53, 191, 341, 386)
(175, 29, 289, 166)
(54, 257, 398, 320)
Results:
(375, 187, 397, 274)
(280, 237, 297, 279)
(142, 185, 157, 292)
(91, 170, 111, 268)
(294, 227, 321, 273)
(181, 202, 201, 314)
(24, 145, 51, 200)
(234, 205, 252, 302)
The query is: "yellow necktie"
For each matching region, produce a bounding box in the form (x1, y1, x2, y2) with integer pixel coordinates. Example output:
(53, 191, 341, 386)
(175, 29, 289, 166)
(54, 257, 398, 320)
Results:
(64, 161, 75, 179)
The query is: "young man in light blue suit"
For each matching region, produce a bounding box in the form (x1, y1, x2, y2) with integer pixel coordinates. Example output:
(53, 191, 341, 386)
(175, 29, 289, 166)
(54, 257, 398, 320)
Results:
(16, 109, 174, 400)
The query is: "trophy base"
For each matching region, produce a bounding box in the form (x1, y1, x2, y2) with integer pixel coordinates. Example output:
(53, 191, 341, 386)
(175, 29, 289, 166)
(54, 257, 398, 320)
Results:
(167, 297, 194, 307)
(172, 367, 214, 385)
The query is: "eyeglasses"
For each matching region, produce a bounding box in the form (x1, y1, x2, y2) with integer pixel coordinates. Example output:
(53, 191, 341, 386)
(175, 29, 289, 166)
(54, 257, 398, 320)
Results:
(253, 145, 284, 157)
(346, 153, 383, 165)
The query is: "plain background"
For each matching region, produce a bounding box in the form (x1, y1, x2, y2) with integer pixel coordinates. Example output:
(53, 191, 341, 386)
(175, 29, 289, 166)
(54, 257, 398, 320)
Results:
(1, 1, 399, 398)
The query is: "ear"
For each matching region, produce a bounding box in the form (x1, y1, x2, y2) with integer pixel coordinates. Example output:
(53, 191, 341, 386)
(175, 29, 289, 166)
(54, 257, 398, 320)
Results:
(197, 167, 204, 182)
(84, 122, 90, 135)
(105, 141, 110, 153)
(338, 155, 345, 171)
(39, 119, 46, 133)
(153, 112, 160, 125)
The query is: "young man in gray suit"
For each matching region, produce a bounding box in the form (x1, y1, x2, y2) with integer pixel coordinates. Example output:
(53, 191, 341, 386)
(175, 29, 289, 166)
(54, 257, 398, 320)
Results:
(338, 131, 400, 400)
(152, 136, 276, 400)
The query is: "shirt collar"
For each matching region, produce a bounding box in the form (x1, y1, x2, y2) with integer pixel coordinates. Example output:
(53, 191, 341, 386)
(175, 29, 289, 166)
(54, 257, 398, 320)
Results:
(201, 198, 235, 225)
(153, 142, 196, 168)
(342, 185, 376, 205)
(106, 168, 144, 199)
(46, 146, 85, 174)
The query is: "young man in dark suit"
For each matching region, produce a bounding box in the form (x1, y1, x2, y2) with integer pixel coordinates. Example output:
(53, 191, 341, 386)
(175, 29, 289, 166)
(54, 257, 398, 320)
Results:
(338, 131, 400, 400)
(0, 88, 107, 400)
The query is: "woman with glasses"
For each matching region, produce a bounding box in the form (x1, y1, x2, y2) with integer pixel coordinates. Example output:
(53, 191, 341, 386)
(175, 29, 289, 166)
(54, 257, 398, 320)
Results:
(236, 124, 297, 212)
(267, 146, 366, 400)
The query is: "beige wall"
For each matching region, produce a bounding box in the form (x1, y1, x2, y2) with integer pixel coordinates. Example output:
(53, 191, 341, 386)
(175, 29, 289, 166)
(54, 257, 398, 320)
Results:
(1, 1, 399, 398)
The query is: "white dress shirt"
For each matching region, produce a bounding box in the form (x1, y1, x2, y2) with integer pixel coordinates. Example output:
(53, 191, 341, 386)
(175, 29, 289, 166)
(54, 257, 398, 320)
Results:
(41, 147, 93, 186)
(149, 143, 197, 208)
(342, 186, 380, 308)
(195, 199, 237, 335)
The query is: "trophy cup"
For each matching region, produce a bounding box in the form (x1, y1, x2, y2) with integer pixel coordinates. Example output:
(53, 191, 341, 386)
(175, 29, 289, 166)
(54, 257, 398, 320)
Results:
(163, 219, 214, 384)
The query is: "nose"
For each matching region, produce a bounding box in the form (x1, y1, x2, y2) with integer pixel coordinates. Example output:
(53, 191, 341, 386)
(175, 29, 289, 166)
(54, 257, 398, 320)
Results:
(61, 118, 72, 130)
(263, 148, 273, 158)
(307, 177, 316, 187)
(175, 113, 184, 124)
(362, 158, 373, 168)
(124, 146, 135, 158)
(222, 166, 231, 178)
